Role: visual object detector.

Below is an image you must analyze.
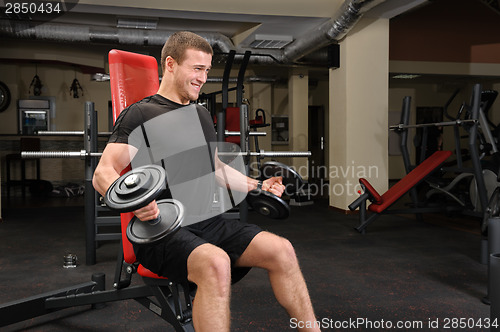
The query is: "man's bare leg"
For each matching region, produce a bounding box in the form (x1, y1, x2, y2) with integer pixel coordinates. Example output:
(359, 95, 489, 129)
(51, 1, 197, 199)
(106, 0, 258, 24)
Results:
(187, 243, 232, 332)
(236, 231, 320, 332)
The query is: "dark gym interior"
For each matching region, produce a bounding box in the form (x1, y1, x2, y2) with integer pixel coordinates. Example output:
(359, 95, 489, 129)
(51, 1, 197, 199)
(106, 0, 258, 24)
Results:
(2, 0, 500, 331)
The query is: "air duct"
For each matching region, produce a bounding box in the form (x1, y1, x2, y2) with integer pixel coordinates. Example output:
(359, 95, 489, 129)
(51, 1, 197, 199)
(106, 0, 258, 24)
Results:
(0, 0, 387, 66)
(283, 0, 386, 63)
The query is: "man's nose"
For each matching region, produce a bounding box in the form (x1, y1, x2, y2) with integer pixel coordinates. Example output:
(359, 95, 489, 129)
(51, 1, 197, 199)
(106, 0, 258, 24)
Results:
(196, 70, 207, 84)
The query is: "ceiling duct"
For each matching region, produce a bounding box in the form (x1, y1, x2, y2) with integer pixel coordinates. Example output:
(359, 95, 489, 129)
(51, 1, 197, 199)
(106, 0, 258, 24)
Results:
(283, 0, 387, 63)
(0, 0, 388, 66)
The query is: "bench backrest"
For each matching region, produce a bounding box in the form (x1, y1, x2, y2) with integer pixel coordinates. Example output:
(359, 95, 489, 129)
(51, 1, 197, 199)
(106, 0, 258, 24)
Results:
(108, 49, 160, 264)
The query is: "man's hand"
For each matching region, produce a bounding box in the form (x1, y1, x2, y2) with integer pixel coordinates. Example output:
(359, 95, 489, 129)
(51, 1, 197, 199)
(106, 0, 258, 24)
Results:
(133, 200, 160, 221)
(262, 176, 285, 197)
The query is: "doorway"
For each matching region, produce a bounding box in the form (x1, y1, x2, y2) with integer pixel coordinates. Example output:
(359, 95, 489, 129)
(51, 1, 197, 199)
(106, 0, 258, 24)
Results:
(308, 105, 327, 198)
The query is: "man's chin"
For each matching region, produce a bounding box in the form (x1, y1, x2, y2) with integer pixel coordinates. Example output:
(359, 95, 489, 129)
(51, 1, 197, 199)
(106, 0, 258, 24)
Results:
(189, 93, 200, 102)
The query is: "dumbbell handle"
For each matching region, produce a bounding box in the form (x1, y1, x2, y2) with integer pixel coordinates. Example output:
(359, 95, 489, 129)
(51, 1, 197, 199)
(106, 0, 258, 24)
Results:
(146, 216, 162, 225)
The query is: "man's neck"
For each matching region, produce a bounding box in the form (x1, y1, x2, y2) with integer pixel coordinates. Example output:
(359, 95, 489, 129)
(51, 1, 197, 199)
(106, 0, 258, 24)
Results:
(157, 82, 190, 105)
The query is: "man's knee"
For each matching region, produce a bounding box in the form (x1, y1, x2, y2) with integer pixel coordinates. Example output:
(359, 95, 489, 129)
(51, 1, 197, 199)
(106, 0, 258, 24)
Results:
(256, 233, 299, 271)
(273, 237, 299, 270)
(187, 244, 231, 291)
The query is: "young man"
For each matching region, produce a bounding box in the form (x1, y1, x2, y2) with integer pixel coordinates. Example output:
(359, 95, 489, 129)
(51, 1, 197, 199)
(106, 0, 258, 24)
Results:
(93, 31, 320, 332)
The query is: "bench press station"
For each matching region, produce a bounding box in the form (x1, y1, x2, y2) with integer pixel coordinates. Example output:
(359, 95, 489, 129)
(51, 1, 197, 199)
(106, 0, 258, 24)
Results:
(349, 84, 486, 233)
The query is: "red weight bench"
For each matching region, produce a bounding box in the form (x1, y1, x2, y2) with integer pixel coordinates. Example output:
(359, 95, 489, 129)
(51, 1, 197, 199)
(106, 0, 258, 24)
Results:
(349, 150, 452, 233)
(108, 49, 195, 331)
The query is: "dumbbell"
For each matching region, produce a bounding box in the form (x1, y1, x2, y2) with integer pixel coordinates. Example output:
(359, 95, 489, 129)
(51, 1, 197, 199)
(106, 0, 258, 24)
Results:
(245, 161, 306, 220)
(247, 189, 290, 219)
(104, 165, 184, 245)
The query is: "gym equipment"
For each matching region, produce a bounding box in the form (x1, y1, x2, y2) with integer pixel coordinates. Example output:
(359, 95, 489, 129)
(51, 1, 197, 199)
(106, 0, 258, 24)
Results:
(16, 102, 118, 265)
(0, 244, 195, 332)
(104, 164, 185, 246)
(212, 50, 311, 225)
(349, 150, 453, 233)
(217, 149, 311, 159)
(63, 253, 78, 268)
(250, 108, 270, 170)
(24, 149, 311, 161)
(246, 189, 290, 219)
(19, 102, 120, 265)
(225, 130, 266, 137)
(350, 84, 489, 234)
(105, 165, 166, 212)
(127, 199, 184, 245)
(104, 162, 292, 244)
(37, 130, 112, 136)
(389, 118, 476, 130)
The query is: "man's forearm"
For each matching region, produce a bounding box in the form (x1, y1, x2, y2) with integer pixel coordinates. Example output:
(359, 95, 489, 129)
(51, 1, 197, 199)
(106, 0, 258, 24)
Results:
(215, 162, 259, 193)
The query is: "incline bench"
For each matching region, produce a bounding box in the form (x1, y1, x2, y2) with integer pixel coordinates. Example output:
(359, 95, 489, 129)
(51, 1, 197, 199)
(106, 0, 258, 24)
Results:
(349, 150, 452, 233)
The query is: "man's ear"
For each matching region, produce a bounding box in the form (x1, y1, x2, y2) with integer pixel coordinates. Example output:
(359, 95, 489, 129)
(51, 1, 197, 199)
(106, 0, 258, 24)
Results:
(165, 56, 176, 72)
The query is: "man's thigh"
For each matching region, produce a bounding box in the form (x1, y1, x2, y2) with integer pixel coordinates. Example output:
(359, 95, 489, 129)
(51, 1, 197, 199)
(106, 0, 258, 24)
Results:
(235, 231, 292, 269)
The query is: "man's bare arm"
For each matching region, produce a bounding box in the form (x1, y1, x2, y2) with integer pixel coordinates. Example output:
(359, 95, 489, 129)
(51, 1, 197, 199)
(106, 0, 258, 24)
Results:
(214, 150, 284, 197)
(92, 143, 136, 196)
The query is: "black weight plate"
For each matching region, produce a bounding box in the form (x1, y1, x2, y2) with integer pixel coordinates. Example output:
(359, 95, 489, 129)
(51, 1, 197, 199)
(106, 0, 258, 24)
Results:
(260, 161, 304, 194)
(246, 189, 290, 219)
(127, 199, 184, 245)
(105, 165, 165, 212)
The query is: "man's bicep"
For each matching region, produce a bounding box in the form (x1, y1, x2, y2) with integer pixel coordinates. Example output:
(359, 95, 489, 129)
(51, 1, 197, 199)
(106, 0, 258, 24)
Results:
(100, 143, 138, 174)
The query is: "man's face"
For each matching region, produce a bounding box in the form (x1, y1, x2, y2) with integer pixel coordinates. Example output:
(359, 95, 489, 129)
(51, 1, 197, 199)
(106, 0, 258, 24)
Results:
(173, 48, 212, 104)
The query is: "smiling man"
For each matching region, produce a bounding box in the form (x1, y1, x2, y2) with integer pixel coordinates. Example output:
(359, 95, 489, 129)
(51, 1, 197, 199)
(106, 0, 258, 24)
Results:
(93, 31, 319, 332)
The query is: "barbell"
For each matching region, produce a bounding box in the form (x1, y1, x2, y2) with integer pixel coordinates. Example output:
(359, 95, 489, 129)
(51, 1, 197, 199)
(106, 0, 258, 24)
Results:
(35, 130, 263, 137)
(389, 118, 477, 131)
(22, 149, 311, 160)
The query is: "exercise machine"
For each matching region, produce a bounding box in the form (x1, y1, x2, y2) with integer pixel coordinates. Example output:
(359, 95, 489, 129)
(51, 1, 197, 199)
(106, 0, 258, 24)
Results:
(350, 84, 487, 233)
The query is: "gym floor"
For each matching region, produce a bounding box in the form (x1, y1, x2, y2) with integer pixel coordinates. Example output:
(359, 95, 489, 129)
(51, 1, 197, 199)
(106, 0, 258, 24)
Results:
(0, 193, 490, 331)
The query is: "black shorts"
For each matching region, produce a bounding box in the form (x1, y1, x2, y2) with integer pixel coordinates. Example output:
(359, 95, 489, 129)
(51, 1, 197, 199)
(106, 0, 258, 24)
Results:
(133, 215, 262, 284)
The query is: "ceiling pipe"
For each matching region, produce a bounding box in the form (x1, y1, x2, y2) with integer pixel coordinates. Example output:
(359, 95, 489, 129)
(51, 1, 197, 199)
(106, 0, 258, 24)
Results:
(0, 0, 387, 66)
(283, 0, 387, 63)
